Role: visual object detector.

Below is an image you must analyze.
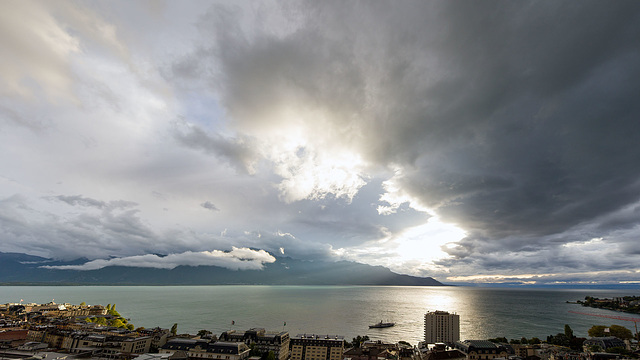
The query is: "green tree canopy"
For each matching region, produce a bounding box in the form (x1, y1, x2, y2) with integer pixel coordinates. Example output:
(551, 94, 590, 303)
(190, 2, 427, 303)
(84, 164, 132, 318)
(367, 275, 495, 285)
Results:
(565, 324, 574, 339)
(350, 335, 370, 348)
(171, 323, 178, 335)
(80, 301, 86, 306)
(547, 333, 569, 347)
(588, 325, 633, 339)
(606, 346, 631, 355)
(266, 351, 276, 360)
(110, 319, 125, 328)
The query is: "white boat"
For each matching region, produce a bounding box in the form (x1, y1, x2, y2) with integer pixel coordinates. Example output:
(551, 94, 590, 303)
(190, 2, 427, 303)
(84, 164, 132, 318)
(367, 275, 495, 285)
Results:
(369, 321, 395, 328)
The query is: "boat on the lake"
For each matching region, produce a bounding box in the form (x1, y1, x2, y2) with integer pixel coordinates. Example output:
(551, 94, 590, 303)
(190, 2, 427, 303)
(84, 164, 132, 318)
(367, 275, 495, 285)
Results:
(369, 321, 395, 328)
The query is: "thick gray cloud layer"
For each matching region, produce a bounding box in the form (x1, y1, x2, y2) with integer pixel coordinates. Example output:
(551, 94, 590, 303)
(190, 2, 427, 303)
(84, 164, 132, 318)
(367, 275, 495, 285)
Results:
(2, 0, 640, 284)
(43, 247, 275, 271)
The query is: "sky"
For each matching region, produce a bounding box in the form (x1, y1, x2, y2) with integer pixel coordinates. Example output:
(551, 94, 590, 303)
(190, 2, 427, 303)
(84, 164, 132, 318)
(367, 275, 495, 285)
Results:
(1, 0, 640, 286)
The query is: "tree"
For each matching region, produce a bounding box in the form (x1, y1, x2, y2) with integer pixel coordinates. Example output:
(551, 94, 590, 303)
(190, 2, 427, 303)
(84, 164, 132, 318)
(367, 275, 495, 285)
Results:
(350, 335, 370, 348)
(588, 325, 633, 340)
(266, 351, 276, 360)
(107, 304, 112, 311)
(529, 337, 541, 345)
(589, 325, 607, 337)
(584, 296, 595, 305)
(171, 323, 178, 336)
(80, 301, 86, 306)
(110, 319, 125, 328)
(564, 324, 574, 339)
(126, 324, 134, 331)
(547, 333, 569, 347)
(249, 343, 261, 357)
(606, 347, 630, 355)
(588, 344, 602, 352)
(569, 337, 586, 351)
(609, 325, 633, 339)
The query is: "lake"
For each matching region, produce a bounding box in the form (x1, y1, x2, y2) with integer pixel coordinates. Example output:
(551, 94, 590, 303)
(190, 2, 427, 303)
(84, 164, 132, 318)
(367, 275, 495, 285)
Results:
(2, 286, 639, 344)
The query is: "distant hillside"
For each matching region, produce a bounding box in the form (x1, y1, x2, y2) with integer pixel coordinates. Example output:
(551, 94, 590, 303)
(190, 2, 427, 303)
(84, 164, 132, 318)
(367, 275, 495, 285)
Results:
(0, 252, 445, 286)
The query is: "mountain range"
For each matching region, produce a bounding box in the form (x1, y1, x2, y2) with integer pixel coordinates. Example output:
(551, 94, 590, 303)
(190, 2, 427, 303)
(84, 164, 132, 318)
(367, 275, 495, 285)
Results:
(0, 252, 444, 286)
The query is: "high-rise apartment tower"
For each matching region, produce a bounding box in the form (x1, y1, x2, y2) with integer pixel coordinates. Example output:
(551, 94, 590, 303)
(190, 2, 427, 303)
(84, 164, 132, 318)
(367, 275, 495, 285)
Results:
(424, 310, 460, 344)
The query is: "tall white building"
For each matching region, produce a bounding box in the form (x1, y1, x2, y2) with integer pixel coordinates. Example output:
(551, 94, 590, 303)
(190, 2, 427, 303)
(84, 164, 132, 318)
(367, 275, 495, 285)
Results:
(424, 310, 460, 344)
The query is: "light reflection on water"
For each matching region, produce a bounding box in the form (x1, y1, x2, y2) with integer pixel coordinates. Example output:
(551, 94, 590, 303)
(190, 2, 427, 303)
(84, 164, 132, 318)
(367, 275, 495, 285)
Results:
(2, 286, 639, 344)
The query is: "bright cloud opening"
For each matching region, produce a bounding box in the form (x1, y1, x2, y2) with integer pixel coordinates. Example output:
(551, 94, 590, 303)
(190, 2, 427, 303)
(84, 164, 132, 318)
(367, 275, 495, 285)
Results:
(256, 107, 368, 203)
(394, 217, 467, 264)
(447, 269, 640, 284)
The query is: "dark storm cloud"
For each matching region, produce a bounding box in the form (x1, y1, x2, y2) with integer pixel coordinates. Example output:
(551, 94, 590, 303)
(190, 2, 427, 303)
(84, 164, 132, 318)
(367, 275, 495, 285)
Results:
(7, 0, 637, 282)
(1, 195, 155, 259)
(50, 195, 138, 210)
(201, 201, 220, 212)
(289, 180, 428, 248)
(3, 193, 251, 262)
(169, 0, 640, 278)
(360, 1, 640, 245)
(51, 194, 106, 208)
(239, 229, 335, 260)
(0, 104, 50, 132)
(172, 120, 259, 174)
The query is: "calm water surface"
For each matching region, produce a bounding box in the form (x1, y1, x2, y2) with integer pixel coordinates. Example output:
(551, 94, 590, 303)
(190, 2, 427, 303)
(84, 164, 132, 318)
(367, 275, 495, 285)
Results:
(2, 286, 639, 344)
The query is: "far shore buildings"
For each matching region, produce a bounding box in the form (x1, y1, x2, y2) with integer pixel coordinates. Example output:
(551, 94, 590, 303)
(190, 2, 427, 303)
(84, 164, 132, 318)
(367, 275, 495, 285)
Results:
(424, 311, 460, 345)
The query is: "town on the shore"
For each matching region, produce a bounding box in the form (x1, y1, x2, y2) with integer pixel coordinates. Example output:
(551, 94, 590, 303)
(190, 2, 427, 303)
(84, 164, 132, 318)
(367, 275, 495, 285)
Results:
(1, 300, 639, 360)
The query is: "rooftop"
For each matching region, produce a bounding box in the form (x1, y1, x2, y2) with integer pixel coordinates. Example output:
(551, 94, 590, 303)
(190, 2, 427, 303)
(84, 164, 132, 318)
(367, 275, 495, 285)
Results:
(293, 334, 344, 340)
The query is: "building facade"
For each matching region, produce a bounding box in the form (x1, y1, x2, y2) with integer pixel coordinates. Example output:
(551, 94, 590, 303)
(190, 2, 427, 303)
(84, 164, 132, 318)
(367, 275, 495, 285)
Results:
(219, 329, 290, 360)
(583, 337, 626, 352)
(453, 340, 510, 360)
(121, 336, 152, 355)
(290, 334, 344, 360)
(160, 338, 250, 360)
(424, 311, 460, 344)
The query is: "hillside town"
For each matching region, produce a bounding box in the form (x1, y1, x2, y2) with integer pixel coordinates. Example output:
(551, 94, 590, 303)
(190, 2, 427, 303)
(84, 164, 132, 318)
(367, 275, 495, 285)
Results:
(1, 303, 639, 360)
(578, 297, 640, 316)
